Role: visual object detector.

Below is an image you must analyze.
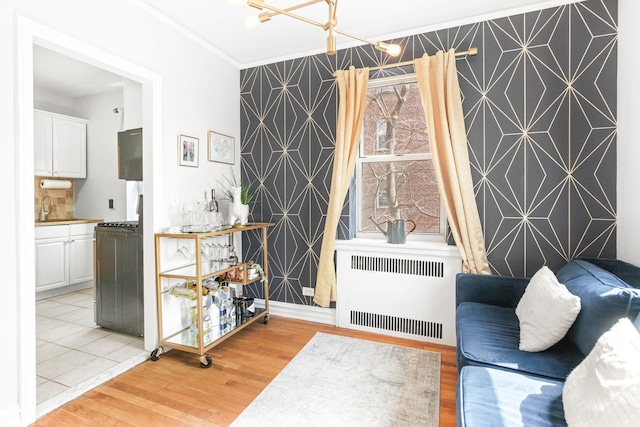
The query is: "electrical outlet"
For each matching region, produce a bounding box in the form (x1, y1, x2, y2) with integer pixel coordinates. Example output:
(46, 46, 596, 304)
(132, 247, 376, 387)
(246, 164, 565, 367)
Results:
(108, 199, 114, 209)
(302, 287, 315, 297)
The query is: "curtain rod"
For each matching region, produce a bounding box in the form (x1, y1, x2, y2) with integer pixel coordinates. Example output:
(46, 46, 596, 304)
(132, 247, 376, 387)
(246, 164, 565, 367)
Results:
(367, 47, 478, 72)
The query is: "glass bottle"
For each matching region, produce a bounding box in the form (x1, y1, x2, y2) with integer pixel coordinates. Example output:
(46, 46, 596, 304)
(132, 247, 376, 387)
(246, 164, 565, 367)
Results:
(189, 299, 212, 346)
(227, 249, 238, 266)
(208, 291, 220, 334)
(227, 298, 236, 329)
(201, 308, 212, 345)
(215, 290, 227, 333)
(209, 189, 218, 212)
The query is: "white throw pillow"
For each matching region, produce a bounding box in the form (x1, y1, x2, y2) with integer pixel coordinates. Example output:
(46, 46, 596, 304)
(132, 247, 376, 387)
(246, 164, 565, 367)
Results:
(563, 318, 640, 427)
(515, 266, 581, 352)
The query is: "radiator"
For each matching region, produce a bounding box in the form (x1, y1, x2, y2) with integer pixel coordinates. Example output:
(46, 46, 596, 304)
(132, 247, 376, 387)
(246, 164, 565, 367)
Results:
(335, 240, 461, 346)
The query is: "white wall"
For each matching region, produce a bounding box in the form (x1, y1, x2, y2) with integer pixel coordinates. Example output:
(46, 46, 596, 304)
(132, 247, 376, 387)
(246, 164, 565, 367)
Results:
(34, 90, 76, 116)
(2, 0, 241, 424)
(1, 0, 20, 423)
(123, 79, 143, 130)
(617, 0, 640, 267)
(73, 90, 128, 222)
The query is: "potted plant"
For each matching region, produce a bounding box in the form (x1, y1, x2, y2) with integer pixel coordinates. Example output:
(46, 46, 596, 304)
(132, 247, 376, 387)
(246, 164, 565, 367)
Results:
(247, 260, 267, 283)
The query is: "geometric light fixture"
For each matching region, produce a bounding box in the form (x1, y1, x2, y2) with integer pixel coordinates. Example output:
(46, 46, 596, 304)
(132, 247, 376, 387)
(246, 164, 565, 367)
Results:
(243, 0, 402, 57)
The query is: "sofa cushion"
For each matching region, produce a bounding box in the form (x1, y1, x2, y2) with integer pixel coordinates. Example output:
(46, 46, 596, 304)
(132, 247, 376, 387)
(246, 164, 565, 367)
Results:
(556, 260, 640, 355)
(562, 318, 640, 427)
(579, 258, 640, 288)
(457, 366, 566, 427)
(516, 266, 581, 352)
(457, 302, 583, 380)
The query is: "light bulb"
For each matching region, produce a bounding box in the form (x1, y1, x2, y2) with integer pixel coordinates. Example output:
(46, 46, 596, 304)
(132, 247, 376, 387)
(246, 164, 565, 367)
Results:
(244, 15, 261, 29)
(225, 0, 247, 4)
(376, 42, 402, 57)
(386, 44, 402, 57)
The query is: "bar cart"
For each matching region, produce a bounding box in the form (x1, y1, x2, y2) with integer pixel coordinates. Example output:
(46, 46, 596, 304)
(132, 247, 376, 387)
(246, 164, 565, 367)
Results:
(150, 222, 274, 368)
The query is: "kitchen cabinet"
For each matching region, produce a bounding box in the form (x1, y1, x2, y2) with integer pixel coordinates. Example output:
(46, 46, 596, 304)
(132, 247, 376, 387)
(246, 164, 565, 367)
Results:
(34, 109, 88, 178)
(35, 226, 67, 291)
(151, 223, 273, 368)
(69, 226, 96, 284)
(35, 223, 95, 292)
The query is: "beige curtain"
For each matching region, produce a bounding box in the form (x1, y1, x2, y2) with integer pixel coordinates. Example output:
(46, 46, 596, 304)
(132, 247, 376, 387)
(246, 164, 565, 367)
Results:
(314, 66, 370, 307)
(415, 50, 491, 274)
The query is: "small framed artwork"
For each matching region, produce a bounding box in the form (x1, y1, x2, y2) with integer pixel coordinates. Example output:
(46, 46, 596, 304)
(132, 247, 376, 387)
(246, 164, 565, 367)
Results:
(178, 134, 199, 167)
(208, 131, 235, 165)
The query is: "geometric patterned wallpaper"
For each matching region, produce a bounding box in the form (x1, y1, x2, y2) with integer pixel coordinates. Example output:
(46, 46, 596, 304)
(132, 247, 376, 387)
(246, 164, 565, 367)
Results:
(240, 0, 618, 304)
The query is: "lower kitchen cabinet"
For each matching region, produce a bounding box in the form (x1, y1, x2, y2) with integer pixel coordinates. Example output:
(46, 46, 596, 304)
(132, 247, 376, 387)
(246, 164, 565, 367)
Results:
(35, 223, 95, 292)
(69, 227, 95, 284)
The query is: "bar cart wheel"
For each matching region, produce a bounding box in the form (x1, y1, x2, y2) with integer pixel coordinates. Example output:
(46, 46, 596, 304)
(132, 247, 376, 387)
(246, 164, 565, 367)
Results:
(150, 347, 163, 361)
(199, 354, 213, 369)
(263, 314, 269, 324)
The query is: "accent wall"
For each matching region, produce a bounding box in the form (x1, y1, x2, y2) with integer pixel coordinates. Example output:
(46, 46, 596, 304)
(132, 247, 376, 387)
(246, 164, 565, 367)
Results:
(240, 0, 617, 302)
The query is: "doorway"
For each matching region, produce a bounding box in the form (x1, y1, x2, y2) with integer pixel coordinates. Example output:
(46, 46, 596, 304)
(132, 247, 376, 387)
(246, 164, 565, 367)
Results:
(33, 45, 145, 416)
(17, 17, 161, 425)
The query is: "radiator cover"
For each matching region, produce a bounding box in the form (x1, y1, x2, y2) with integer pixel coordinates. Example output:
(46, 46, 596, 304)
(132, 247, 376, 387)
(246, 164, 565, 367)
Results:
(335, 240, 461, 346)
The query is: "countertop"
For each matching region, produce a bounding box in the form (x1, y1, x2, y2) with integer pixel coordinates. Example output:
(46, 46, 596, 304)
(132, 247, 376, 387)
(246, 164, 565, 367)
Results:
(35, 218, 104, 227)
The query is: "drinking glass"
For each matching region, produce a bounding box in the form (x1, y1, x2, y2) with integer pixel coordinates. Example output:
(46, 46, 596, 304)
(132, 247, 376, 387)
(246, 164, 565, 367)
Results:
(181, 199, 196, 225)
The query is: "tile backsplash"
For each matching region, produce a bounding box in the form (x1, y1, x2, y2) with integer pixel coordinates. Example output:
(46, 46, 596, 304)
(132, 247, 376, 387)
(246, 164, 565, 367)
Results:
(34, 177, 75, 221)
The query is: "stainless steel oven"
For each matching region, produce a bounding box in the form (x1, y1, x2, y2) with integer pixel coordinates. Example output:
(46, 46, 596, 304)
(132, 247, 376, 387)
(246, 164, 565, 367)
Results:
(95, 220, 143, 336)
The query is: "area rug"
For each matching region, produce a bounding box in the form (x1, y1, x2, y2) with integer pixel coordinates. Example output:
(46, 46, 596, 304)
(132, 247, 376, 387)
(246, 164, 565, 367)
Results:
(231, 332, 441, 426)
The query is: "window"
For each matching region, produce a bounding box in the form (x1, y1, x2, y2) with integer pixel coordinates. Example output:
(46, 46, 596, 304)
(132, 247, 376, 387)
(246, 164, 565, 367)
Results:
(356, 75, 444, 239)
(375, 121, 387, 151)
(375, 187, 388, 209)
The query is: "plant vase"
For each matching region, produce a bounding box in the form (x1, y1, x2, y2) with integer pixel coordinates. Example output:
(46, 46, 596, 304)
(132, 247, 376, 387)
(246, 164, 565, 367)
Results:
(228, 186, 250, 225)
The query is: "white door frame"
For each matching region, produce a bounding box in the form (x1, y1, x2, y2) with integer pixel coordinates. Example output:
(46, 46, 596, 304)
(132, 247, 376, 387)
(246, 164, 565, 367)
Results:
(16, 16, 162, 425)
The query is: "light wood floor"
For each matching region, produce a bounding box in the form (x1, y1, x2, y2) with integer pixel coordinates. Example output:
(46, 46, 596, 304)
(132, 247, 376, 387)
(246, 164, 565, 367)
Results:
(32, 316, 458, 426)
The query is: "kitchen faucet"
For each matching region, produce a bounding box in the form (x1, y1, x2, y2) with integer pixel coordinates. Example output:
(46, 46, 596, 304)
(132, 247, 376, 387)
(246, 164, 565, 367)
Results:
(40, 195, 53, 221)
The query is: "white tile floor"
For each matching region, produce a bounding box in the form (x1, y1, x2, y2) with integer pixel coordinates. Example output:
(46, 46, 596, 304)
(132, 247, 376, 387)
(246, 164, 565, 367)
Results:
(36, 288, 147, 416)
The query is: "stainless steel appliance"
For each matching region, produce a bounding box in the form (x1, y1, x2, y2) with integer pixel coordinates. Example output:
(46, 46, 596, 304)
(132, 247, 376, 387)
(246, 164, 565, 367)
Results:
(117, 128, 142, 181)
(95, 196, 144, 336)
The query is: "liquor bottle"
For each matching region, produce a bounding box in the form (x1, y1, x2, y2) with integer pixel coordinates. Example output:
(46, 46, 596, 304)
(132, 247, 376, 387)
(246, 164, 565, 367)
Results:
(189, 301, 213, 346)
(215, 290, 227, 333)
(209, 189, 218, 212)
(201, 309, 212, 345)
(227, 298, 237, 329)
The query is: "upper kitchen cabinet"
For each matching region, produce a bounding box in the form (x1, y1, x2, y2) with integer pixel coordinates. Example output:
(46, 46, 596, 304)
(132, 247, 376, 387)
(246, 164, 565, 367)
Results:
(34, 109, 88, 178)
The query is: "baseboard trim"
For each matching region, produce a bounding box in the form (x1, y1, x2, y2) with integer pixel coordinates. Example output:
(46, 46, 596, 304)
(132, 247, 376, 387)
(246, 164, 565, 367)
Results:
(36, 281, 93, 300)
(255, 299, 336, 325)
(0, 404, 20, 427)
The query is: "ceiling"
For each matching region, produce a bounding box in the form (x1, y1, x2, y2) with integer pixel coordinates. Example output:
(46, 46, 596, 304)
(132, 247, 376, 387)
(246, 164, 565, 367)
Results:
(33, 0, 570, 99)
(33, 45, 125, 99)
(142, 0, 569, 66)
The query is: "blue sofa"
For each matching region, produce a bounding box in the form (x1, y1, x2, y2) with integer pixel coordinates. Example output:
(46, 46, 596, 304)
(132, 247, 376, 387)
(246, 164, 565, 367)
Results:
(455, 258, 640, 426)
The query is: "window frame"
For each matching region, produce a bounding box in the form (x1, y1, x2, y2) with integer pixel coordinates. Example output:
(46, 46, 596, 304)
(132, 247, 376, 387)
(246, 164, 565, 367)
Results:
(355, 73, 446, 242)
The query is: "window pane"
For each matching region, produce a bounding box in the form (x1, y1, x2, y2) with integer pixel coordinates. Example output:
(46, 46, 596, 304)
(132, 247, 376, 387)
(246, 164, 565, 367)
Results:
(361, 159, 441, 234)
(362, 81, 429, 157)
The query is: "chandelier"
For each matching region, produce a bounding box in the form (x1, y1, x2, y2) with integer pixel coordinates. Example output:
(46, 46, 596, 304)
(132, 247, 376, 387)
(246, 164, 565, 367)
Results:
(242, 0, 402, 57)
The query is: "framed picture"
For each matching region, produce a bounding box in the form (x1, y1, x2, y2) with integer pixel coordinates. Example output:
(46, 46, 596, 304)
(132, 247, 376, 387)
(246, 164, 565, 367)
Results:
(178, 134, 199, 167)
(208, 131, 235, 164)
